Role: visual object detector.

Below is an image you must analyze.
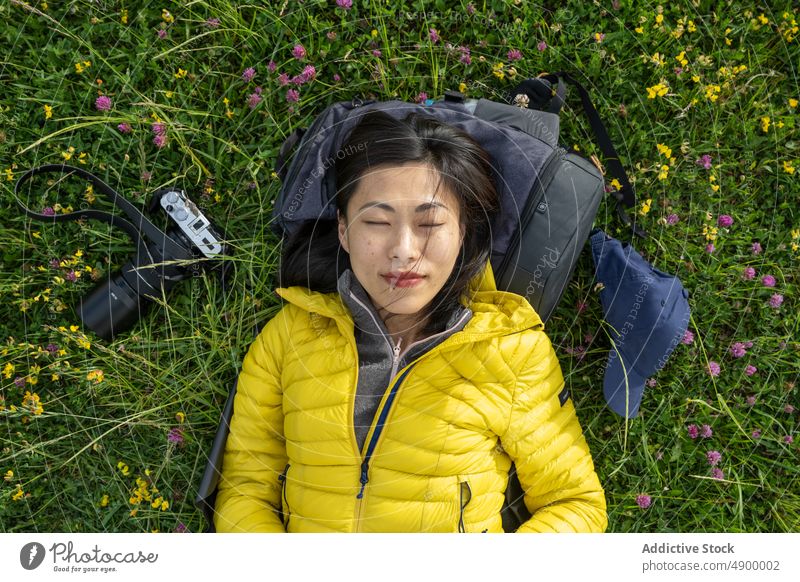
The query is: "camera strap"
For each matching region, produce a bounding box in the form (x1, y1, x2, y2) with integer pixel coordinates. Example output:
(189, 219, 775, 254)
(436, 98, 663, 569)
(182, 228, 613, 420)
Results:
(14, 164, 194, 263)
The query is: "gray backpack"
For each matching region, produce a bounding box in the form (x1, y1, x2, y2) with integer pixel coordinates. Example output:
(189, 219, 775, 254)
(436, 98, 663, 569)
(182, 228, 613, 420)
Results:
(197, 72, 643, 532)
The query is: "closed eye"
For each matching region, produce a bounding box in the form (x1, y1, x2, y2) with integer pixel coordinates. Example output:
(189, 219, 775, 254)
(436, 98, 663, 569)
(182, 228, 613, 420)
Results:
(364, 221, 389, 225)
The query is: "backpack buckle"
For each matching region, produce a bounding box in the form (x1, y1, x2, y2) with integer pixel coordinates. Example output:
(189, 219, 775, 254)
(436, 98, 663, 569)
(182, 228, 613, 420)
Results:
(443, 90, 465, 104)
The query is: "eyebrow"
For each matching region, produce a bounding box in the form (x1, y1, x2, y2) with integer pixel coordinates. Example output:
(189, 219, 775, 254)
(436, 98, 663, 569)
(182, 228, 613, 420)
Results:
(357, 201, 449, 213)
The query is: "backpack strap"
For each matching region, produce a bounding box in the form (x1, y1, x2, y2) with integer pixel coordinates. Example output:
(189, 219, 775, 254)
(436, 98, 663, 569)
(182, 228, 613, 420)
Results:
(509, 73, 647, 239)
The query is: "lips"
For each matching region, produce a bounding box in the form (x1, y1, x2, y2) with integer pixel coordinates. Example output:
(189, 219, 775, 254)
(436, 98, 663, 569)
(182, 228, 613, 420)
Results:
(382, 271, 425, 287)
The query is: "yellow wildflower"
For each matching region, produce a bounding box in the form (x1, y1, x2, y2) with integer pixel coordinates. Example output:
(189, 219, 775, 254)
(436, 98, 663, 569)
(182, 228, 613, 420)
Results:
(784, 161, 795, 174)
(789, 98, 798, 108)
(705, 85, 721, 102)
(492, 62, 505, 80)
(459, 82, 467, 94)
(675, 51, 688, 67)
(761, 116, 770, 133)
(656, 143, 673, 159)
(4, 168, 14, 181)
(43, 104, 53, 120)
(757, 14, 769, 25)
(174, 68, 187, 79)
(635, 26, 644, 34)
(651, 52, 666, 66)
(791, 229, 800, 240)
(176, 411, 186, 423)
(639, 198, 652, 216)
(69, 325, 79, 332)
(4, 470, 12, 481)
(3, 362, 14, 379)
(657, 165, 670, 181)
(161, 500, 169, 511)
(655, 14, 664, 26)
(121, 9, 128, 24)
(12, 485, 24, 501)
(646, 83, 668, 99)
(117, 462, 130, 476)
(22, 391, 43, 415)
(609, 178, 622, 191)
(86, 369, 104, 384)
(162, 9, 174, 23)
(84, 185, 96, 204)
(61, 146, 75, 161)
(370, 29, 378, 37)
(687, 20, 696, 33)
(703, 224, 719, 241)
(100, 494, 110, 507)
(78, 152, 88, 165)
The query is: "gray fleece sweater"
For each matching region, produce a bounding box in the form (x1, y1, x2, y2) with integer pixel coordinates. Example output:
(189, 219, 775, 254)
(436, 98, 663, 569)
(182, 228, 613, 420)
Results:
(336, 268, 473, 452)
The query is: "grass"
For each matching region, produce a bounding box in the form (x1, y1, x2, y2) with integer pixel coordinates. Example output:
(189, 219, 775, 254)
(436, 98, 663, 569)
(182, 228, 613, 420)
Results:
(1, 0, 798, 533)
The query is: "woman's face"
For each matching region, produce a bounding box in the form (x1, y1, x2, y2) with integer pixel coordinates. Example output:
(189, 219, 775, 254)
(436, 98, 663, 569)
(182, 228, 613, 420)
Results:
(337, 162, 464, 320)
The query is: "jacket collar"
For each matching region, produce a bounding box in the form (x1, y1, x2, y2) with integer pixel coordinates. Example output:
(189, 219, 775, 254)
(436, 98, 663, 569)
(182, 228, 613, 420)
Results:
(275, 260, 544, 339)
(335, 268, 471, 339)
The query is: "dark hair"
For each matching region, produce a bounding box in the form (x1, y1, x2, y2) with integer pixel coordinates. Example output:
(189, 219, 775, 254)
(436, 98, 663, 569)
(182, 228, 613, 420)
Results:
(280, 110, 500, 336)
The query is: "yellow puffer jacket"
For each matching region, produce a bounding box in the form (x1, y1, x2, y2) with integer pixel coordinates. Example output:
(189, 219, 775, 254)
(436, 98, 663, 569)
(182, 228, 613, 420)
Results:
(215, 261, 607, 533)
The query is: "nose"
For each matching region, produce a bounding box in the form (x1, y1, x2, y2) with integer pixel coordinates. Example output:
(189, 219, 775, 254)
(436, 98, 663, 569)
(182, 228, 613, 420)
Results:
(389, 224, 422, 263)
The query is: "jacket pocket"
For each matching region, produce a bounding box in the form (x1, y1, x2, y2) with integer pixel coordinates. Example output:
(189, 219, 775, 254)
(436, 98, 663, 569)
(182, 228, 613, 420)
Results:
(457, 479, 472, 533)
(277, 463, 291, 530)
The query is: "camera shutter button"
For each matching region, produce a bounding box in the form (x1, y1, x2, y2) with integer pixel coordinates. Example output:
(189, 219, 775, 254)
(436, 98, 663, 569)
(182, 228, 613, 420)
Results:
(166, 192, 179, 204)
(175, 209, 188, 221)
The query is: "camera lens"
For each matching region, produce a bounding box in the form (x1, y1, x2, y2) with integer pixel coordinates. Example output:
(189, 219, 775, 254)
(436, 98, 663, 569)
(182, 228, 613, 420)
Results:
(78, 269, 148, 341)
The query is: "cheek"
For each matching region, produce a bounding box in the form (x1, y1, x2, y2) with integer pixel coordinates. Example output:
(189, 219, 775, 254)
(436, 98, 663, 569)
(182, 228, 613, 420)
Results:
(427, 226, 462, 262)
(349, 229, 379, 260)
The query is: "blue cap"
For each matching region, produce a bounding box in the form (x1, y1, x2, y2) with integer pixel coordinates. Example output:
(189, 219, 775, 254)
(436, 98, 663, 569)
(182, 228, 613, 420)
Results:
(590, 229, 690, 418)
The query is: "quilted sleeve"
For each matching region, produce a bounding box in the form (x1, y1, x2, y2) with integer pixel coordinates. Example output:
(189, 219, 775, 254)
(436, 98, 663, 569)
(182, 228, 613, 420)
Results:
(214, 306, 294, 533)
(500, 330, 608, 533)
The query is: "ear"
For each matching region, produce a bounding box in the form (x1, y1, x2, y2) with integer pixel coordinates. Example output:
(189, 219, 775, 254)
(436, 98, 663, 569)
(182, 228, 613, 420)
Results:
(337, 209, 350, 254)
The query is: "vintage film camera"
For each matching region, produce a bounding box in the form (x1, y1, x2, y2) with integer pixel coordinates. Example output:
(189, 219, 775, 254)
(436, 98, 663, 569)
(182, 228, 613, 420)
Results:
(14, 165, 232, 340)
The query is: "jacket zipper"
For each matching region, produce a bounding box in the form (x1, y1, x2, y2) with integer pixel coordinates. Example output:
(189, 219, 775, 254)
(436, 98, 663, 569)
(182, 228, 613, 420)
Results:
(354, 363, 417, 531)
(496, 145, 566, 280)
(342, 293, 512, 531)
(277, 462, 291, 530)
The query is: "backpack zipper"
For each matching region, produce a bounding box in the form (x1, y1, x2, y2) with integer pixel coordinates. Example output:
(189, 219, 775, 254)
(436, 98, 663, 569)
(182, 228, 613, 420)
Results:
(495, 145, 566, 280)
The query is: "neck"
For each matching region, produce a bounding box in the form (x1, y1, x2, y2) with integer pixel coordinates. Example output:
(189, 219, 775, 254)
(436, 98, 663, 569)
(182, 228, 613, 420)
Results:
(379, 309, 428, 349)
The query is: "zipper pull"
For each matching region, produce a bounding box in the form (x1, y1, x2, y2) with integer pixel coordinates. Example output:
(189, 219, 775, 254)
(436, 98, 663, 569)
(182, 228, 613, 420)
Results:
(393, 337, 402, 363)
(356, 459, 369, 499)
